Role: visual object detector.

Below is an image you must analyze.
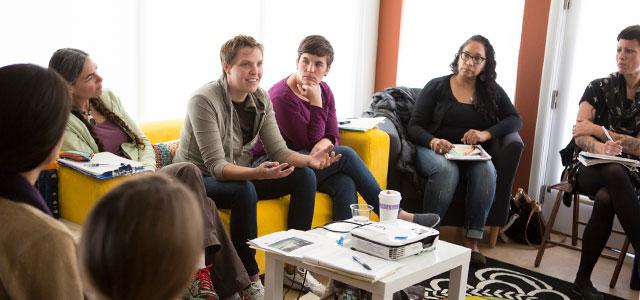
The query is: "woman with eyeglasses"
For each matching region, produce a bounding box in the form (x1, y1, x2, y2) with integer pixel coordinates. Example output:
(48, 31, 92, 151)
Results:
(407, 35, 522, 267)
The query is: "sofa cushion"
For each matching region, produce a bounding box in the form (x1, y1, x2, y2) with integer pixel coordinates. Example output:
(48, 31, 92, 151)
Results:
(152, 140, 180, 169)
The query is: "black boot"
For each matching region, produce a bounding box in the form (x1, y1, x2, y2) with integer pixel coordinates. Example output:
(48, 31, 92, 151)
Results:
(572, 279, 604, 300)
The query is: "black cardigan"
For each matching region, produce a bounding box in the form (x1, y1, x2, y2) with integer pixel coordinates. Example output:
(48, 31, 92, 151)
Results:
(407, 75, 522, 147)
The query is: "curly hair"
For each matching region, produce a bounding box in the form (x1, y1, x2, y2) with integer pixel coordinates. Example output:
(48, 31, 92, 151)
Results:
(49, 48, 145, 151)
(449, 35, 499, 122)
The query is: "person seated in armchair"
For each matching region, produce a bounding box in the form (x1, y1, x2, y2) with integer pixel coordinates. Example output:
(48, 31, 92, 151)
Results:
(563, 25, 640, 300)
(49, 48, 261, 299)
(173, 35, 340, 297)
(407, 35, 522, 268)
(254, 35, 440, 226)
(80, 174, 204, 300)
(0, 64, 83, 299)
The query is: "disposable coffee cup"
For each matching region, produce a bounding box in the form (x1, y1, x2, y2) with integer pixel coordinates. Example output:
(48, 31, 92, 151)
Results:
(350, 203, 373, 223)
(379, 190, 402, 222)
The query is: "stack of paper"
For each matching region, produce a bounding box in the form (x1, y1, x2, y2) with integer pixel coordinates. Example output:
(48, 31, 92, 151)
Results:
(444, 144, 492, 161)
(248, 229, 403, 281)
(338, 117, 386, 132)
(578, 151, 640, 168)
(58, 152, 148, 179)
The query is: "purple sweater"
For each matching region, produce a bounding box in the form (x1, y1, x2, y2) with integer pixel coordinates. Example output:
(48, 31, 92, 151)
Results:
(253, 77, 339, 156)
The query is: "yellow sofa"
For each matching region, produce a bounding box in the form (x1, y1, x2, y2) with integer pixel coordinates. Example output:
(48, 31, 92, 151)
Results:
(58, 119, 389, 272)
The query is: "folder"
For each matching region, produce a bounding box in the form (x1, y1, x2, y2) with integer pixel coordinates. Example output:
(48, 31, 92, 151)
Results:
(57, 152, 148, 179)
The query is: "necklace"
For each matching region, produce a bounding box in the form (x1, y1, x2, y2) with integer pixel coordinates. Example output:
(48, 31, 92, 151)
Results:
(80, 103, 96, 126)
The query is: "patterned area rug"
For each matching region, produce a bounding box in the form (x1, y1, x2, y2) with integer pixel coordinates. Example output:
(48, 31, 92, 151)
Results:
(418, 257, 625, 300)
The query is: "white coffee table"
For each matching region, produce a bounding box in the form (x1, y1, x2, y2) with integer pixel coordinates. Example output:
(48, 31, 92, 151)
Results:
(264, 236, 471, 300)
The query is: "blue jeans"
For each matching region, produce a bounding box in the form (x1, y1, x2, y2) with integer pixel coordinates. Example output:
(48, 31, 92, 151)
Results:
(313, 146, 382, 221)
(202, 167, 316, 276)
(415, 145, 496, 239)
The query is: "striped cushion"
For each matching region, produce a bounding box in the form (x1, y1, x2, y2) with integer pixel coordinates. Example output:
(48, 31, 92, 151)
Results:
(152, 140, 180, 169)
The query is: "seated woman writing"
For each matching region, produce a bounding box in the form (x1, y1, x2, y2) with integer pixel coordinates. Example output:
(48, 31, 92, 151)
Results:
(563, 25, 640, 300)
(49, 48, 262, 299)
(407, 35, 522, 267)
(254, 35, 440, 227)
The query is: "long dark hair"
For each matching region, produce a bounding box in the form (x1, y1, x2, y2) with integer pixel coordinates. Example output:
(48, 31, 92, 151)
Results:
(80, 174, 203, 300)
(49, 48, 145, 151)
(0, 64, 71, 174)
(450, 35, 499, 122)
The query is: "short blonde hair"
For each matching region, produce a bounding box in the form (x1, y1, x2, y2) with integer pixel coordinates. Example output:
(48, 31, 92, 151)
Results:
(79, 173, 204, 300)
(219, 34, 264, 75)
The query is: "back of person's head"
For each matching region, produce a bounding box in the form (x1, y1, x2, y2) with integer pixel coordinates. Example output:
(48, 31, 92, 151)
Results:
(618, 25, 640, 43)
(79, 174, 204, 300)
(297, 35, 335, 67)
(0, 64, 70, 174)
(219, 34, 264, 75)
(48, 48, 89, 83)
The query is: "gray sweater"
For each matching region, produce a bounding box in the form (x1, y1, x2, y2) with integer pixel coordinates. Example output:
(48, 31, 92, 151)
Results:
(175, 76, 293, 179)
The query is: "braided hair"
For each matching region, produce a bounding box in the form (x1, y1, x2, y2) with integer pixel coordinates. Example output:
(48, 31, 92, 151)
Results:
(49, 48, 145, 151)
(449, 35, 499, 122)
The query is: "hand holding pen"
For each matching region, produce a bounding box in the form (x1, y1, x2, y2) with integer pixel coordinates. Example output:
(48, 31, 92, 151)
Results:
(601, 126, 623, 156)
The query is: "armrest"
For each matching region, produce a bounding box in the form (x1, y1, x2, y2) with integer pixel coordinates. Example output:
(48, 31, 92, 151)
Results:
(339, 128, 390, 189)
(138, 119, 183, 144)
(485, 131, 524, 225)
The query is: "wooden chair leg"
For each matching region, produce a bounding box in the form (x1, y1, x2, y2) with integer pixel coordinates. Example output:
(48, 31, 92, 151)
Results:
(488, 226, 499, 248)
(610, 237, 630, 288)
(572, 192, 580, 246)
(535, 189, 563, 267)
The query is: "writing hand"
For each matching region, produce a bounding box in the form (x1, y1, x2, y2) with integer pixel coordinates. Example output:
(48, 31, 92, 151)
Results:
(600, 140, 622, 156)
(255, 161, 294, 180)
(461, 129, 491, 145)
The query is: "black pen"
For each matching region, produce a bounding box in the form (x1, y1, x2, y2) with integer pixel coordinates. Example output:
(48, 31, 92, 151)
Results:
(352, 256, 372, 270)
(339, 120, 351, 125)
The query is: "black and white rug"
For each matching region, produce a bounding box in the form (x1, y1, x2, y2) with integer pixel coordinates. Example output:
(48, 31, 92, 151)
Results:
(418, 257, 625, 300)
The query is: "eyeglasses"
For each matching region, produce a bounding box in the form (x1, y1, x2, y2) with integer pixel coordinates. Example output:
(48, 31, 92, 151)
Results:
(459, 51, 486, 65)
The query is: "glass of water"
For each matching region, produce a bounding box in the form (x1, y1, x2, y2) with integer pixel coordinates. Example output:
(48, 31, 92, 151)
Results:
(350, 204, 373, 223)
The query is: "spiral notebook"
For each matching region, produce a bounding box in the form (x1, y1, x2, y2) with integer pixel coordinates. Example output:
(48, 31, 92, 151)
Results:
(57, 152, 148, 179)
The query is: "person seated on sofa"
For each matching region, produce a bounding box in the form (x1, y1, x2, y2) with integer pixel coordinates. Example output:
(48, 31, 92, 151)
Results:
(0, 64, 83, 299)
(80, 174, 203, 300)
(254, 35, 440, 227)
(49, 48, 262, 299)
(562, 24, 640, 300)
(174, 34, 340, 297)
(407, 35, 522, 268)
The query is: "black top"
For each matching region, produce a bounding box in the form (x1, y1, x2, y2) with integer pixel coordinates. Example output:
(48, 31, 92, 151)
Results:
(434, 101, 493, 143)
(408, 75, 522, 147)
(233, 100, 256, 146)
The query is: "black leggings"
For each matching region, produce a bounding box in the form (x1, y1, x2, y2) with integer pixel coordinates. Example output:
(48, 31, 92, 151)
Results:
(575, 164, 640, 281)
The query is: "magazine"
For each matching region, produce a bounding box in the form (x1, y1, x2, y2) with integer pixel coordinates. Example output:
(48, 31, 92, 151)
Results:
(444, 144, 492, 161)
(578, 151, 640, 168)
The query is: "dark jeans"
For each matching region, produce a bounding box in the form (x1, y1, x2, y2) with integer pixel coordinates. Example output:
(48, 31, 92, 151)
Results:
(574, 164, 640, 282)
(314, 146, 382, 221)
(202, 167, 316, 276)
(415, 145, 496, 239)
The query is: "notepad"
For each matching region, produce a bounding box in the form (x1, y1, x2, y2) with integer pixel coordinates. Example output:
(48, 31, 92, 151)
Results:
(338, 117, 386, 132)
(444, 144, 492, 161)
(58, 152, 148, 179)
(578, 151, 640, 169)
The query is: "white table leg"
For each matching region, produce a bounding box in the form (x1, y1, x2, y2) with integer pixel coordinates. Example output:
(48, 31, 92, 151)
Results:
(264, 253, 285, 300)
(447, 262, 469, 300)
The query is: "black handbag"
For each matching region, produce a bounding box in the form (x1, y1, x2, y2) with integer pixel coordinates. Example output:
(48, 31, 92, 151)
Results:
(502, 188, 546, 246)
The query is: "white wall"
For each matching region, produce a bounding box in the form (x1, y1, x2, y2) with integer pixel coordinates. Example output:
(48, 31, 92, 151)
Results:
(1, 0, 379, 122)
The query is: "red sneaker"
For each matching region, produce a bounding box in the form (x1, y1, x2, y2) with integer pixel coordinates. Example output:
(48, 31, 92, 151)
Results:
(187, 265, 218, 300)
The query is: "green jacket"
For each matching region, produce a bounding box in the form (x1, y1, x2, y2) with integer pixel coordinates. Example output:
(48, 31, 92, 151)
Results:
(61, 90, 156, 171)
(175, 76, 292, 179)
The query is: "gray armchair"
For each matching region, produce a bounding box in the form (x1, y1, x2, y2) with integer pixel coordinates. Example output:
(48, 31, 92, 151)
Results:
(374, 88, 524, 247)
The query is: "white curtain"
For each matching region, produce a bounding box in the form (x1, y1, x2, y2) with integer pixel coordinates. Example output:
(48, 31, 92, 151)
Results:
(1, 0, 379, 122)
(396, 0, 525, 102)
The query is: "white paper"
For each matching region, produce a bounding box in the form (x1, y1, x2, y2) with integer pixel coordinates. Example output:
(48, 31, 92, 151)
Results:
(338, 117, 386, 132)
(578, 151, 640, 168)
(444, 144, 492, 161)
(57, 152, 146, 178)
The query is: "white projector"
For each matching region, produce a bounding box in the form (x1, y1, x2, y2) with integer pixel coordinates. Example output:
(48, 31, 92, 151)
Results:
(350, 219, 439, 260)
